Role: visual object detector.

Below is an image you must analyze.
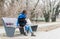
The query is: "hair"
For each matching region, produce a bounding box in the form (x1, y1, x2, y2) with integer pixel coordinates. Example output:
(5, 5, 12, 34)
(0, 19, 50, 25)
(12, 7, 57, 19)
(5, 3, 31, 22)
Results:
(22, 10, 27, 13)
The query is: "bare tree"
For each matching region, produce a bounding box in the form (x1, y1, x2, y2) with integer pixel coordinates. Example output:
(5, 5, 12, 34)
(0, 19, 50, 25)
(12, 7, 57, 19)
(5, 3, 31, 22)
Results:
(39, 0, 60, 22)
(30, 0, 40, 19)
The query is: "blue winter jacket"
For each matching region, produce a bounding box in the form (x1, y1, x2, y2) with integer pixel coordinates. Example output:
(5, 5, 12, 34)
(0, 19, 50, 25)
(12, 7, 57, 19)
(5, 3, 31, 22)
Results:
(17, 12, 27, 26)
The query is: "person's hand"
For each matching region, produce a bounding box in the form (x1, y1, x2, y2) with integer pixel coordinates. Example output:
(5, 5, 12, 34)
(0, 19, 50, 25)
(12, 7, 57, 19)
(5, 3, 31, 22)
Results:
(17, 26, 23, 28)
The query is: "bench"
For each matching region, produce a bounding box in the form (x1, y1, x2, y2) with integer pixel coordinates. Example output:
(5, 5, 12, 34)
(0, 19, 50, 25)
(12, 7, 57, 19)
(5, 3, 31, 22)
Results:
(2, 17, 38, 37)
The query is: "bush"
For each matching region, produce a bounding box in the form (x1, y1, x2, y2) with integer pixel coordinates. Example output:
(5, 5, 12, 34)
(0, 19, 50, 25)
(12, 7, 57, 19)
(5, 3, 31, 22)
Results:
(44, 13, 50, 22)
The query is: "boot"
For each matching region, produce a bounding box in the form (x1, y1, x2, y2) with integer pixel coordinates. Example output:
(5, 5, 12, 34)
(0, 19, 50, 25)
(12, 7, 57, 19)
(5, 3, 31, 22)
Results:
(31, 33, 36, 36)
(23, 32, 27, 36)
(27, 30, 29, 33)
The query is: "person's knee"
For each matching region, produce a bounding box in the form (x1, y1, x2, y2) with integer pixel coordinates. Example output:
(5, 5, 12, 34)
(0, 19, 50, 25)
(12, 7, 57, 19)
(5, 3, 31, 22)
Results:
(25, 26, 29, 30)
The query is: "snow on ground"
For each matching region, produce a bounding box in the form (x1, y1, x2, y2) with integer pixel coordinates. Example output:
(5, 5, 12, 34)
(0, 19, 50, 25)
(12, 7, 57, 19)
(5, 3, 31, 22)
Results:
(0, 22, 60, 39)
(0, 22, 60, 34)
(0, 28, 60, 39)
(0, 28, 5, 34)
(36, 28, 60, 39)
(37, 22, 60, 27)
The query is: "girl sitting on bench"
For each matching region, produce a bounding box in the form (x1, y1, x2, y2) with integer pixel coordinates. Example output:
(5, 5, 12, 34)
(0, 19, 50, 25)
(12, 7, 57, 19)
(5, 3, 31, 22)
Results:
(17, 10, 35, 36)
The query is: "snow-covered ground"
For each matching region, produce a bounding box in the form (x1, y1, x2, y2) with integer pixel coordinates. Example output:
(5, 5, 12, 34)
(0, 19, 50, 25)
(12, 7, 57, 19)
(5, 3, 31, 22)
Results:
(37, 22, 60, 27)
(34, 28, 60, 39)
(0, 28, 60, 39)
(0, 22, 60, 34)
(0, 22, 60, 39)
(0, 29, 5, 34)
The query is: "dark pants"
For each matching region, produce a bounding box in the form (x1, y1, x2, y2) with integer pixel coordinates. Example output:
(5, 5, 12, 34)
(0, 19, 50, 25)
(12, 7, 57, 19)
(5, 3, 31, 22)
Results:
(18, 18, 27, 34)
(19, 28, 24, 34)
(18, 18, 27, 27)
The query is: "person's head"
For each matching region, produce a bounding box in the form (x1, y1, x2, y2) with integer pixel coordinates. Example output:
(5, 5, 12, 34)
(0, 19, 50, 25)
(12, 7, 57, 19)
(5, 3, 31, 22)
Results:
(22, 10, 27, 14)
